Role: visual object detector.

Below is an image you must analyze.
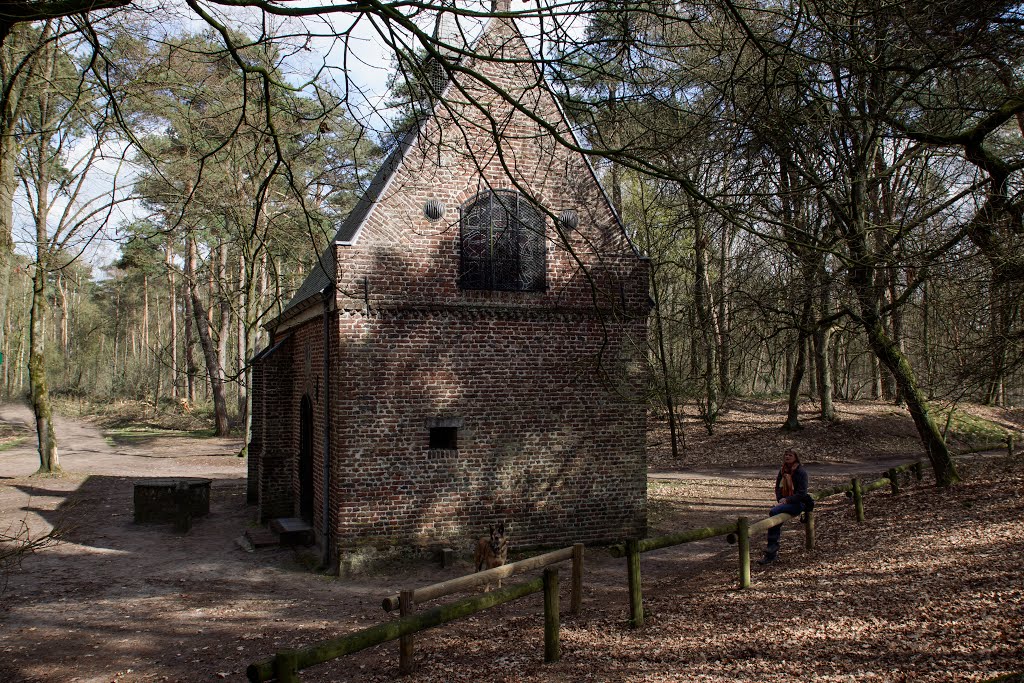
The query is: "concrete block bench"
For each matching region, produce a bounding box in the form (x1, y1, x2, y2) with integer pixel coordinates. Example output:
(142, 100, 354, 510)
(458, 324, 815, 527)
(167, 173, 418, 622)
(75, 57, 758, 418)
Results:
(133, 477, 212, 529)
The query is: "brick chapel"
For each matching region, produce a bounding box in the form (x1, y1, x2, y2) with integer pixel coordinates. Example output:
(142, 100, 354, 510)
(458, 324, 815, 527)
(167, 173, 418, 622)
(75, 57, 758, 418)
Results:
(247, 1, 651, 564)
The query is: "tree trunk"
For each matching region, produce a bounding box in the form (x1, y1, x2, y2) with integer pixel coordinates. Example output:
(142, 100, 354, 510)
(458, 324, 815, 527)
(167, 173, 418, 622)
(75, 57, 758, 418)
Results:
(216, 241, 230, 409)
(921, 278, 931, 391)
(0, 30, 24, 373)
(2, 300, 9, 395)
(25, 38, 59, 472)
(692, 215, 718, 432)
(142, 272, 150, 369)
(28, 144, 57, 472)
(166, 240, 178, 401)
(815, 276, 836, 421)
(716, 225, 732, 397)
(870, 353, 882, 400)
(237, 256, 246, 422)
(783, 295, 813, 431)
(650, 258, 681, 458)
(187, 236, 230, 436)
(887, 271, 905, 405)
(986, 275, 1011, 406)
(0, 112, 16, 373)
(30, 261, 59, 473)
(606, 83, 622, 216)
(803, 340, 813, 399)
(860, 307, 959, 485)
(784, 336, 794, 394)
(846, 224, 959, 485)
(184, 251, 197, 404)
(112, 286, 120, 389)
(687, 303, 699, 382)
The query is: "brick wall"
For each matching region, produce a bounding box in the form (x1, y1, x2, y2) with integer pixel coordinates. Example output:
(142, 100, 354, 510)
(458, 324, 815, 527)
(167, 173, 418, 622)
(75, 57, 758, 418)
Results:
(252, 319, 329, 528)
(258, 16, 651, 554)
(330, 304, 648, 549)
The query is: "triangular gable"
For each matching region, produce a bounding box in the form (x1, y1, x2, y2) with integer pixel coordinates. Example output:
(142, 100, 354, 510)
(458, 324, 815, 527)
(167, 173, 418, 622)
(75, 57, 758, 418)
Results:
(277, 11, 640, 326)
(420, 14, 635, 252)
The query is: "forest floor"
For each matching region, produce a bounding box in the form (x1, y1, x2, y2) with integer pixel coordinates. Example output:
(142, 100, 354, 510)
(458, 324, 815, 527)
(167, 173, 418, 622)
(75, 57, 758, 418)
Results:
(0, 398, 1022, 683)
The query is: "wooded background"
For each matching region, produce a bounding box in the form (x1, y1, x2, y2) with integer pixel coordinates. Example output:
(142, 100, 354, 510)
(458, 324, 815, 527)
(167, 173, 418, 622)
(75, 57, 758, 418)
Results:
(2, 0, 1022, 477)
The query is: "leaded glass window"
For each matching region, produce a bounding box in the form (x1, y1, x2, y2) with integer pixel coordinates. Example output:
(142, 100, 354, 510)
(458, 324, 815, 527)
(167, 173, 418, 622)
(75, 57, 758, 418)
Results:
(459, 190, 546, 291)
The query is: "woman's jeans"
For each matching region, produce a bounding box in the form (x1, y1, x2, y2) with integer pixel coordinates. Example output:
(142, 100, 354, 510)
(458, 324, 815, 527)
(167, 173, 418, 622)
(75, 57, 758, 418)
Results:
(765, 502, 803, 555)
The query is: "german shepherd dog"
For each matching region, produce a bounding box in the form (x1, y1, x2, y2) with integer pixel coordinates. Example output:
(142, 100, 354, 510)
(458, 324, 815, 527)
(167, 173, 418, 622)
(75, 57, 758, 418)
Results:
(474, 522, 509, 588)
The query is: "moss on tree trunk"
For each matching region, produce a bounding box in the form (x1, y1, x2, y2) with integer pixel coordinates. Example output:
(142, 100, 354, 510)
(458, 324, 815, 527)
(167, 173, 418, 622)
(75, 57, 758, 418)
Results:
(29, 264, 59, 474)
(860, 313, 958, 486)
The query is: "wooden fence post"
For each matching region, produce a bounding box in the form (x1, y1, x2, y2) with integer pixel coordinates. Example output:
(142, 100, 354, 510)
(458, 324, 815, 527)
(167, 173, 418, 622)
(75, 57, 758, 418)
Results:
(737, 517, 750, 590)
(887, 468, 900, 495)
(570, 543, 584, 615)
(399, 590, 415, 674)
(804, 510, 815, 550)
(272, 651, 300, 683)
(625, 539, 643, 628)
(543, 568, 560, 663)
(852, 478, 865, 523)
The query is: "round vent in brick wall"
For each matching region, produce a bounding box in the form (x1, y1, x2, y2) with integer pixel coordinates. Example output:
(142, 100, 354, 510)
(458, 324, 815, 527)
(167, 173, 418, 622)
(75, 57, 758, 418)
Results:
(558, 209, 579, 230)
(424, 199, 445, 221)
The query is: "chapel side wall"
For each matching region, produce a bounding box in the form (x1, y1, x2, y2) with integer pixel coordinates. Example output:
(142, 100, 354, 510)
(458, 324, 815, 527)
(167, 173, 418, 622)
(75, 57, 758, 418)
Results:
(276, 319, 329, 534)
(247, 357, 264, 505)
(256, 335, 296, 522)
(257, 319, 330, 529)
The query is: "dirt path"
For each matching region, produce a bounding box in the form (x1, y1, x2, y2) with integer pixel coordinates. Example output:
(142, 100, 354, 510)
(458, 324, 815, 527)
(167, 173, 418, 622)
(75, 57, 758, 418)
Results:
(0, 403, 984, 683)
(0, 404, 409, 682)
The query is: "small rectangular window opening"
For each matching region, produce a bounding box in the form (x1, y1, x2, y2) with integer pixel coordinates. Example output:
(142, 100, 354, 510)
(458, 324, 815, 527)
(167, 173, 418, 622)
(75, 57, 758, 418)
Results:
(429, 426, 458, 450)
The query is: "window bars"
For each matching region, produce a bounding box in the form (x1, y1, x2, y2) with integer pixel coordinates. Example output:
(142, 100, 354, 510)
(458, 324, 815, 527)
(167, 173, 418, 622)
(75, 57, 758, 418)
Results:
(459, 190, 546, 291)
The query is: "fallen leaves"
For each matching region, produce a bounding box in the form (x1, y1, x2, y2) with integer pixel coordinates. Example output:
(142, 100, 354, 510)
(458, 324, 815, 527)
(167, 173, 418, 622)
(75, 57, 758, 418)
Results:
(315, 457, 1023, 683)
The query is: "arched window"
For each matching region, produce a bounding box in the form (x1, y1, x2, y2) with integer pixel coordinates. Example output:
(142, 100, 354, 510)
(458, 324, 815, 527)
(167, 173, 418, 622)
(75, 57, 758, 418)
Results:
(459, 190, 546, 291)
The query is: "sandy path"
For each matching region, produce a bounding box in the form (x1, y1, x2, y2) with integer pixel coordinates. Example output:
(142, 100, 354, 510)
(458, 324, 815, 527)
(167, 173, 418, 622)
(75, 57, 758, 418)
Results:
(0, 404, 405, 683)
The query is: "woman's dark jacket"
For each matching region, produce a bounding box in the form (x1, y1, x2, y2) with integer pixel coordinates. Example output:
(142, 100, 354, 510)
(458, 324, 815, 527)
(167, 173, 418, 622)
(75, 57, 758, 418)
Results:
(775, 465, 814, 511)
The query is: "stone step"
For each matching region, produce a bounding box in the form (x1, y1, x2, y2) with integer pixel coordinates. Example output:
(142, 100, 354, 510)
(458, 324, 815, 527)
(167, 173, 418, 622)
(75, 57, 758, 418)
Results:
(245, 527, 280, 549)
(269, 517, 315, 546)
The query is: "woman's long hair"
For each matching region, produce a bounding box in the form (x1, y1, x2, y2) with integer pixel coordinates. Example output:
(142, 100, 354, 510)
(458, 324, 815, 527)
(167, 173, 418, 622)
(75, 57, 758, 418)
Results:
(782, 449, 801, 472)
(779, 449, 801, 497)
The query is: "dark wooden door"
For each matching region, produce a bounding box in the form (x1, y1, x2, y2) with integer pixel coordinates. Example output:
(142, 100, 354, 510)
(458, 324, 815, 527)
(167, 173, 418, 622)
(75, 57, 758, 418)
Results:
(299, 395, 314, 523)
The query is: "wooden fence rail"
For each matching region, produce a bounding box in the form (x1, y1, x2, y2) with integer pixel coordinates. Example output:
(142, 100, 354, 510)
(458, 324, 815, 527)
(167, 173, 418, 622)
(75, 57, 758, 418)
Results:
(607, 522, 738, 558)
(617, 458, 931, 625)
(382, 543, 583, 674)
(381, 543, 584, 613)
(248, 543, 584, 681)
(247, 569, 561, 682)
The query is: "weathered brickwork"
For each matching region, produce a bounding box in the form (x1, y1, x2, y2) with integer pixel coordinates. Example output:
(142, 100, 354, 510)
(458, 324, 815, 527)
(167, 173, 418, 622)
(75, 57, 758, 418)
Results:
(251, 16, 651, 555)
(329, 307, 648, 549)
(252, 318, 331, 527)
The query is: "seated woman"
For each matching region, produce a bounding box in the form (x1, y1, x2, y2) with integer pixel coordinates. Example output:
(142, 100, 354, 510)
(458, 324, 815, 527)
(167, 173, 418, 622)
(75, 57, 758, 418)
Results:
(759, 449, 813, 564)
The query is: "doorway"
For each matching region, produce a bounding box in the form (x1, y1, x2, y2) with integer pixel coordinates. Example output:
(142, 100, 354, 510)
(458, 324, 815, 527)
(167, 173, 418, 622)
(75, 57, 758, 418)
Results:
(299, 395, 314, 524)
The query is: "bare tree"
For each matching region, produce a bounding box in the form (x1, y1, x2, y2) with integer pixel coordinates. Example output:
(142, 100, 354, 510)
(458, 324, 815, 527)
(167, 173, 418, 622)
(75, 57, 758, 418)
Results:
(17, 20, 129, 472)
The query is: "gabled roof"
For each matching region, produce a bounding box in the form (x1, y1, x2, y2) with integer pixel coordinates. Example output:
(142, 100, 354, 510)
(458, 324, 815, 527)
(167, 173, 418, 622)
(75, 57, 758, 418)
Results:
(277, 127, 421, 317)
(274, 13, 640, 329)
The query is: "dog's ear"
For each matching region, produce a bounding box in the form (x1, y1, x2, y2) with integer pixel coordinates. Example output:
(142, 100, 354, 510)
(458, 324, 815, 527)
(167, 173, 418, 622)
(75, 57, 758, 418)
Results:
(488, 523, 494, 536)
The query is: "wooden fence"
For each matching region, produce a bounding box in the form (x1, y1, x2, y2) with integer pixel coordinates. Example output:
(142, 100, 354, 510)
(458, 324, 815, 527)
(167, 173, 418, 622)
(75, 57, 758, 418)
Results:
(611, 459, 927, 627)
(246, 449, 991, 677)
(246, 543, 583, 681)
